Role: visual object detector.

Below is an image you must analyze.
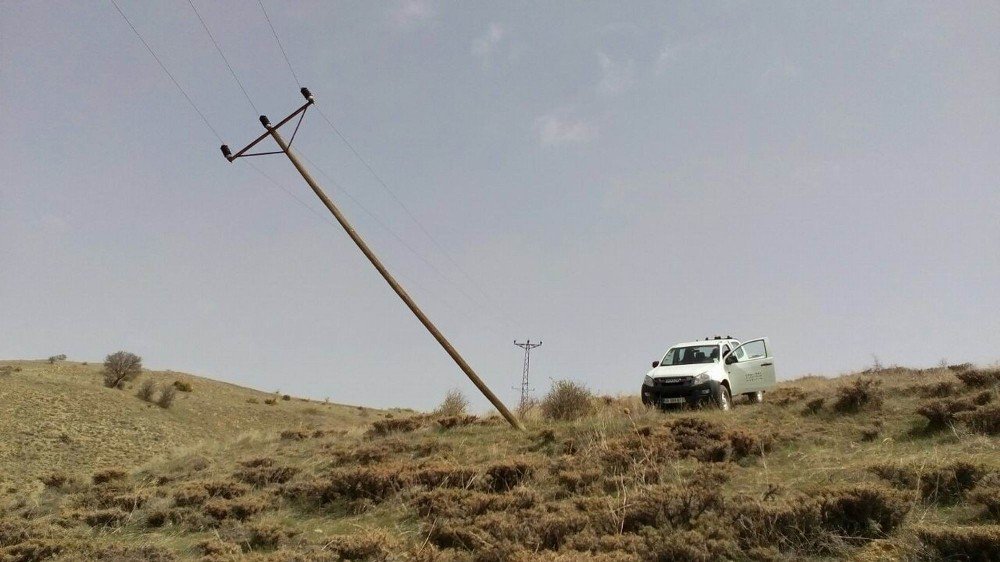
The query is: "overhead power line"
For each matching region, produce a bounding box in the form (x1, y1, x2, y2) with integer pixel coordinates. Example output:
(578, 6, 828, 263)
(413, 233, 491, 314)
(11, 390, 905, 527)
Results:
(108, 0, 223, 142)
(187, 0, 259, 115)
(253, 6, 512, 323)
(257, 0, 301, 88)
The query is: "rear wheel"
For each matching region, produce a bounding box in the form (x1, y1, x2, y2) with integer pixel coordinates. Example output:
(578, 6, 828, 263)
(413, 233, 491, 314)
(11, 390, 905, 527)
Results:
(714, 384, 732, 411)
(746, 390, 764, 404)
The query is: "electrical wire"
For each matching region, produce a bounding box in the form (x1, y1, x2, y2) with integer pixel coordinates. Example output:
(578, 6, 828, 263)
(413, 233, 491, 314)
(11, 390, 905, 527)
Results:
(109, 0, 223, 142)
(256, 0, 301, 88)
(187, 0, 259, 115)
(180, 0, 515, 332)
(294, 148, 511, 325)
(245, 161, 511, 341)
(314, 105, 502, 306)
(253, 6, 517, 327)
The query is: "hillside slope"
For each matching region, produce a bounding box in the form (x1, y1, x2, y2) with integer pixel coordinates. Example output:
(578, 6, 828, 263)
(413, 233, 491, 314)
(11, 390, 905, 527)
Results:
(1, 364, 998, 561)
(0, 360, 385, 491)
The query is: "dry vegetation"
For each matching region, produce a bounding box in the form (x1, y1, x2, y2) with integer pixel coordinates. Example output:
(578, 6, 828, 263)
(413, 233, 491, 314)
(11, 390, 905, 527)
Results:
(1, 361, 998, 561)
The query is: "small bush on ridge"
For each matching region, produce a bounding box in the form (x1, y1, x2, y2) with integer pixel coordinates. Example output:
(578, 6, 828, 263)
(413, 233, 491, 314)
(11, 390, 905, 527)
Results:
(955, 369, 1000, 388)
(103, 351, 143, 389)
(832, 378, 882, 413)
(172, 380, 192, 392)
(541, 380, 594, 421)
(435, 389, 469, 417)
(156, 384, 177, 409)
(136, 379, 157, 402)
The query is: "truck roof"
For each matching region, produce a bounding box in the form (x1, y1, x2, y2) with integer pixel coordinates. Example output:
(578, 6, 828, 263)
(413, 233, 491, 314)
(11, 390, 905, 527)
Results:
(671, 339, 740, 348)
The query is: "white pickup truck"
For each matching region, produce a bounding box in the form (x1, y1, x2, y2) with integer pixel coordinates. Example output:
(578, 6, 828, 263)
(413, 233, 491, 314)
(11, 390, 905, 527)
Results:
(640, 336, 776, 410)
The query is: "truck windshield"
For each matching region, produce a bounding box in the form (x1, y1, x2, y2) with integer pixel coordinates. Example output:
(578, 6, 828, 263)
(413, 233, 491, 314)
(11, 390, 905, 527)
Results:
(661, 345, 719, 366)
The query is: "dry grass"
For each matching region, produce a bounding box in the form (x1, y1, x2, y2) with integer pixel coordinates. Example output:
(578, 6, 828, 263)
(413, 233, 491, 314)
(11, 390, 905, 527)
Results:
(1, 361, 998, 561)
(0, 359, 383, 492)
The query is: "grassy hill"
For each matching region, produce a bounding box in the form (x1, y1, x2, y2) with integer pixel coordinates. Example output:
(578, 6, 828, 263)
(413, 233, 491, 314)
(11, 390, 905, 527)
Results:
(0, 360, 387, 492)
(1, 361, 998, 561)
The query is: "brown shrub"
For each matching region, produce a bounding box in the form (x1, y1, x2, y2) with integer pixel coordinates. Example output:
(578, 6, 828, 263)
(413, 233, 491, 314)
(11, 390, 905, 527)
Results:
(322, 529, 397, 561)
(620, 483, 723, 532)
(172, 380, 192, 392)
(202, 496, 267, 520)
(917, 526, 1000, 561)
(368, 417, 422, 436)
(263, 398, 277, 405)
(0, 365, 15, 377)
(916, 398, 978, 431)
(103, 351, 142, 389)
(870, 461, 983, 504)
(282, 394, 291, 401)
(955, 369, 1000, 388)
(202, 481, 249, 499)
(860, 423, 882, 442)
(948, 363, 973, 372)
(196, 538, 241, 558)
(973, 391, 993, 406)
(483, 459, 536, 492)
(92, 468, 128, 485)
(540, 380, 594, 421)
(437, 415, 478, 429)
(816, 485, 911, 539)
(409, 464, 478, 491)
(769, 386, 806, 405)
(435, 389, 469, 417)
(244, 522, 295, 550)
(136, 379, 157, 402)
(802, 397, 825, 415)
(279, 429, 309, 440)
(173, 485, 210, 507)
(39, 472, 71, 489)
(727, 429, 773, 459)
(969, 479, 1000, 520)
(731, 496, 822, 551)
(832, 378, 882, 413)
(956, 405, 1000, 435)
(156, 384, 177, 408)
(233, 464, 299, 487)
(667, 417, 730, 462)
(918, 381, 957, 398)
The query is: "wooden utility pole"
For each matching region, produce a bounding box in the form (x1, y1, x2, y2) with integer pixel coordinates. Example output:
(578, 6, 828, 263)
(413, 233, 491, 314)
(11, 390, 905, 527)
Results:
(220, 88, 523, 430)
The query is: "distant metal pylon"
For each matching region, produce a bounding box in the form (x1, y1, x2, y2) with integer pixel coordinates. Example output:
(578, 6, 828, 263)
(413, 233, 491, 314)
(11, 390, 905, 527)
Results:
(513, 340, 542, 411)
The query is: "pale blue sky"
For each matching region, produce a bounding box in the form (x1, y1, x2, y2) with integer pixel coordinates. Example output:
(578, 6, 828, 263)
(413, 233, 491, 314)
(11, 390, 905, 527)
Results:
(1, 1, 998, 411)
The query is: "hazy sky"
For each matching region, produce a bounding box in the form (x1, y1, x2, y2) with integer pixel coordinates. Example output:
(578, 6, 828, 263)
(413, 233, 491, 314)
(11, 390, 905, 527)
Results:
(2, 1, 998, 411)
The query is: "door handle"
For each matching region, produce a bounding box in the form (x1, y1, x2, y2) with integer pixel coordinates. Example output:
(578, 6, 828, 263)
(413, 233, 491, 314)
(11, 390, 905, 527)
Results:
(761, 362, 772, 366)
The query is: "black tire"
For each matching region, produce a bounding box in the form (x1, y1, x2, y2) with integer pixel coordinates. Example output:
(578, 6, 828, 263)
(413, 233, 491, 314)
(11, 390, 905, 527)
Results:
(746, 390, 764, 404)
(714, 384, 732, 411)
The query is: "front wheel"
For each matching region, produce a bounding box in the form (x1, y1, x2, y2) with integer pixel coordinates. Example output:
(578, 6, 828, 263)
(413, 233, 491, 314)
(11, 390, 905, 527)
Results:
(746, 390, 764, 404)
(714, 384, 732, 411)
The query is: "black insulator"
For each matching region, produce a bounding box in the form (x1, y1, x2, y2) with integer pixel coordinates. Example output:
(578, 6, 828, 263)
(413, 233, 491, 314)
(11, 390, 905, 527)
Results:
(220, 144, 233, 160)
(259, 115, 271, 127)
(300, 87, 313, 101)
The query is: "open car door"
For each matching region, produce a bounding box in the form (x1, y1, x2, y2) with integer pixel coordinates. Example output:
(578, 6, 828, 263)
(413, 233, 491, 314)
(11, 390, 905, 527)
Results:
(725, 338, 776, 394)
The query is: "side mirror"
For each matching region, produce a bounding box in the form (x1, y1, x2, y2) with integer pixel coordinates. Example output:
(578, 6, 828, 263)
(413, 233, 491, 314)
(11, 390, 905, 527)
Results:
(725, 354, 738, 365)
(651, 361, 659, 368)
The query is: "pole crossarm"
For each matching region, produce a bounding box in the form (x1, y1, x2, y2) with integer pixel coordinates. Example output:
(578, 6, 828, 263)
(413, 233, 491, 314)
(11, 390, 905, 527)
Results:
(219, 88, 524, 431)
(221, 88, 313, 161)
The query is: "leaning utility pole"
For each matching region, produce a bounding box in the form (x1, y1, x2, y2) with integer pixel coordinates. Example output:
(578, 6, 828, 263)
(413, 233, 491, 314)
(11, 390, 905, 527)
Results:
(513, 340, 542, 411)
(220, 88, 523, 430)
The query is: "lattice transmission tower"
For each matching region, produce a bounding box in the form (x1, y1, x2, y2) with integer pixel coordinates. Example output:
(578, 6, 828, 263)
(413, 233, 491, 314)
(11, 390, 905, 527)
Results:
(514, 340, 542, 411)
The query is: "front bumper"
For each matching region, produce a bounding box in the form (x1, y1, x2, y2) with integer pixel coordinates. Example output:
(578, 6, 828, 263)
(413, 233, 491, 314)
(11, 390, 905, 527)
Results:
(641, 378, 719, 407)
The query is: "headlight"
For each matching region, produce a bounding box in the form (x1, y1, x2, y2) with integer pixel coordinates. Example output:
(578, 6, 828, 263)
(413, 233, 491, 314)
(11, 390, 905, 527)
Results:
(644, 375, 653, 386)
(693, 372, 709, 384)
